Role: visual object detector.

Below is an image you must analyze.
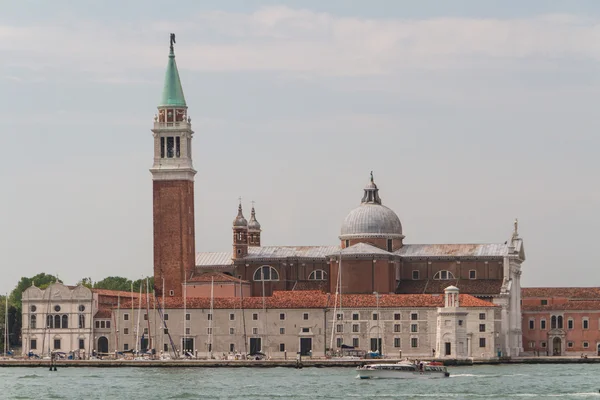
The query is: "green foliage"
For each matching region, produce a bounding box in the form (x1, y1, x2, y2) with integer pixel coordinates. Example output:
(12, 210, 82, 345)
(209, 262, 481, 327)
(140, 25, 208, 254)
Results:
(9, 273, 58, 311)
(77, 277, 93, 289)
(92, 276, 155, 293)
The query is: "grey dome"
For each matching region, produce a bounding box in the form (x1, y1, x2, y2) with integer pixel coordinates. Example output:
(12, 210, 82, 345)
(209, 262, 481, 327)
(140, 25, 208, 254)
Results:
(233, 203, 248, 228)
(248, 207, 261, 231)
(340, 203, 403, 239)
(340, 173, 403, 240)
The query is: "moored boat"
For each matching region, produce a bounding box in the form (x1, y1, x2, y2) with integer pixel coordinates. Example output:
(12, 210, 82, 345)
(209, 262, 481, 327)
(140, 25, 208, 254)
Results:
(356, 361, 450, 379)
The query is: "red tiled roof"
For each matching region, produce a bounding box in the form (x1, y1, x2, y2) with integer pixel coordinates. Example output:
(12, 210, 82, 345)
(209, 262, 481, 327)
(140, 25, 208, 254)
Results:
(94, 308, 111, 318)
(523, 300, 600, 312)
(117, 291, 496, 310)
(188, 271, 248, 284)
(396, 279, 503, 295)
(521, 287, 600, 299)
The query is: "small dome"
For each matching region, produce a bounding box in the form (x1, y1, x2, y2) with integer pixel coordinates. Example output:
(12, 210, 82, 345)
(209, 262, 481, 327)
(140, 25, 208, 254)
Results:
(233, 203, 247, 228)
(340, 173, 403, 240)
(248, 207, 261, 231)
(444, 285, 459, 292)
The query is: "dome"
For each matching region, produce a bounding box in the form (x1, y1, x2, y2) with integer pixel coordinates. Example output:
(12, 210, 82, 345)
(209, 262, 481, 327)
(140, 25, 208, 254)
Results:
(233, 203, 248, 228)
(248, 207, 261, 231)
(339, 173, 404, 240)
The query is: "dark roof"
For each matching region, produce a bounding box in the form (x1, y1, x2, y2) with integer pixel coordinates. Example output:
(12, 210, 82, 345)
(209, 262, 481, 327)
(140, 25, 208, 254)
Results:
(94, 309, 111, 318)
(396, 279, 503, 296)
(188, 271, 248, 284)
(292, 280, 328, 292)
(521, 287, 600, 299)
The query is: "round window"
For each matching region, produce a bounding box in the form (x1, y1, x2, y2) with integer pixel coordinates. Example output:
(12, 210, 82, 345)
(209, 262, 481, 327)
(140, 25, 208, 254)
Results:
(30, 305, 37, 312)
(78, 305, 85, 312)
(54, 305, 61, 312)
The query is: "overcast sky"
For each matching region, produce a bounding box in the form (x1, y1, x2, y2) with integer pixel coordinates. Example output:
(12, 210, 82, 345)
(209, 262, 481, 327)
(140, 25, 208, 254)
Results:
(1, 0, 599, 294)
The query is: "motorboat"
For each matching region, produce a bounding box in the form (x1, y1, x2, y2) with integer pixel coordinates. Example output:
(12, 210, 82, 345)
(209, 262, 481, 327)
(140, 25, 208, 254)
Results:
(357, 361, 450, 379)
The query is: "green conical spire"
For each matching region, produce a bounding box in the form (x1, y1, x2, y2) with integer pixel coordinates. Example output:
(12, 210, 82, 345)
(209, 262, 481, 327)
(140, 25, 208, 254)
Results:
(159, 34, 187, 107)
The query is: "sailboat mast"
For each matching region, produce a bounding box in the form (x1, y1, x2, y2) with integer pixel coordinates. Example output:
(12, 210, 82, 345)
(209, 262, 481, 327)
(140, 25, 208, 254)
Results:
(329, 259, 340, 353)
(115, 295, 120, 354)
(135, 282, 142, 355)
(130, 282, 134, 354)
(208, 277, 214, 358)
(4, 293, 7, 357)
(162, 277, 165, 356)
(241, 279, 248, 355)
(145, 278, 152, 352)
(183, 274, 187, 355)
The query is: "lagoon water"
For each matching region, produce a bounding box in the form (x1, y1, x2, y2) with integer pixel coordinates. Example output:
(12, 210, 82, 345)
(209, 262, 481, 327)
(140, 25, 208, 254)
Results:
(1, 364, 599, 399)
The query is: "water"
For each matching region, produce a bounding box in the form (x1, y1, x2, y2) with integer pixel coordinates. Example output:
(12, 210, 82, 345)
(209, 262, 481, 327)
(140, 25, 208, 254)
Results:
(1, 364, 599, 399)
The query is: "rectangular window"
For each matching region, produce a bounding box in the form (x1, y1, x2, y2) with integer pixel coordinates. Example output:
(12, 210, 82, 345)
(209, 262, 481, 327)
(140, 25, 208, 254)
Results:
(412, 270, 419, 280)
(164, 313, 169, 321)
(280, 328, 285, 335)
(541, 341, 547, 348)
(394, 338, 401, 348)
(541, 320, 546, 330)
(175, 136, 181, 157)
(411, 313, 418, 321)
(337, 313, 343, 321)
(79, 339, 85, 350)
(229, 313, 235, 321)
(303, 313, 309, 320)
(469, 270, 476, 279)
(336, 337, 342, 348)
(411, 338, 418, 348)
(31, 339, 37, 350)
(124, 344, 129, 351)
(163, 344, 168, 352)
(185, 328, 190, 335)
(230, 343, 235, 352)
(372, 313, 378, 321)
(387, 239, 393, 252)
(106, 321, 111, 329)
(352, 324, 359, 333)
(253, 313, 259, 321)
(353, 338, 359, 347)
(166, 136, 175, 158)
(394, 313, 401, 320)
(124, 313, 129, 321)
(479, 324, 486, 332)
(279, 343, 285, 352)
(394, 324, 401, 333)
(479, 313, 486, 320)
(160, 137, 165, 158)
(186, 313, 191, 321)
(583, 341, 589, 348)
(479, 338, 486, 348)
(336, 324, 343, 333)
(541, 299, 548, 305)
(144, 314, 148, 321)
(54, 339, 61, 350)
(144, 328, 148, 334)
(253, 328, 258, 335)
(207, 313, 212, 321)
(529, 319, 534, 330)
(229, 328, 235, 335)
(567, 341, 574, 348)
(100, 321, 105, 329)
(302, 328, 310, 333)
(124, 328, 129, 334)
(164, 328, 168, 334)
(207, 328, 212, 335)
(95, 321, 100, 329)
(458, 320, 463, 326)
(279, 313, 285, 320)
(583, 319, 589, 330)
(568, 319, 573, 330)
(411, 324, 418, 333)
(352, 313, 359, 321)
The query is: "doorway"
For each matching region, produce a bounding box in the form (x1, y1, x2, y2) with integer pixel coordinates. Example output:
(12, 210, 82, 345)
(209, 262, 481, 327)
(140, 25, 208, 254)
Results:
(97, 336, 109, 355)
(370, 338, 382, 353)
(552, 337, 561, 356)
(249, 338, 262, 354)
(445, 342, 451, 356)
(182, 338, 194, 354)
(597, 343, 600, 356)
(300, 337, 312, 356)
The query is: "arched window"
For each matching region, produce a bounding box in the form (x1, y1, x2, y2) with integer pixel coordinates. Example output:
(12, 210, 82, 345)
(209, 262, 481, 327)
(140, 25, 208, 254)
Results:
(253, 266, 279, 281)
(308, 270, 327, 280)
(433, 270, 455, 280)
(62, 314, 68, 329)
(30, 315, 37, 329)
(557, 316, 563, 329)
(551, 316, 557, 329)
(47, 315, 53, 329)
(79, 314, 85, 329)
(54, 315, 61, 329)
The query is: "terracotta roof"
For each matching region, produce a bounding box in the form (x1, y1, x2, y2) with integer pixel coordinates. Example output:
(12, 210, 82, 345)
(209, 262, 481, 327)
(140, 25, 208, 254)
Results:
(196, 246, 340, 267)
(521, 287, 600, 299)
(396, 279, 503, 296)
(117, 291, 496, 310)
(93, 289, 142, 298)
(396, 244, 507, 258)
(94, 309, 111, 318)
(523, 300, 600, 312)
(188, 271, 249, 284)
(336, 242, 392, 257)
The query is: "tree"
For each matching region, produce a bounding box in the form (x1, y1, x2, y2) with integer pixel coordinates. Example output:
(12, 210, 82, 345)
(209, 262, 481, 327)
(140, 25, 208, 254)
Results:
(9, 273, 58, 312)
(77, 277, 93, 288)
(93, 276, 133, 292)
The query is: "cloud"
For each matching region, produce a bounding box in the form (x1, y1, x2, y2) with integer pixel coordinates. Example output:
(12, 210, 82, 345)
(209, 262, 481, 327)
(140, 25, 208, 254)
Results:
(2, 7, 600, 80)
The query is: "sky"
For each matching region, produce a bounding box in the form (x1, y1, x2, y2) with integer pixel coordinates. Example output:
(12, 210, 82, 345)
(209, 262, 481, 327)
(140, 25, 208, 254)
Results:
(1, 0, 599, 294)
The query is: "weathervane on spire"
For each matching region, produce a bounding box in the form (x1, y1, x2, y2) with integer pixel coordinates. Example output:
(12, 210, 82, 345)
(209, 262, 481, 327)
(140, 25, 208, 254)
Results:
(170, 33, 176, 51)
(513, 218, 519, 239)
(370, 171, 374, 182)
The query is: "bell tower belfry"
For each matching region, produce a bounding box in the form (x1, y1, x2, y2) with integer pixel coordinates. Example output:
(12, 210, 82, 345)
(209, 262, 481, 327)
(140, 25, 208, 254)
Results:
(151, 33, 196, 297)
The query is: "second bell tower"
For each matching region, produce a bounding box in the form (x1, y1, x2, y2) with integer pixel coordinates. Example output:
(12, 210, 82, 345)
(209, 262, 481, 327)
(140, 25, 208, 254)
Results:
(151, 34, 196, 297)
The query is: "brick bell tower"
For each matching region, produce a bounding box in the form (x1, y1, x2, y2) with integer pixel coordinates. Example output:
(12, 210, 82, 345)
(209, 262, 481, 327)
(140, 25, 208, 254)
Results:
(151, 33, 196, 297)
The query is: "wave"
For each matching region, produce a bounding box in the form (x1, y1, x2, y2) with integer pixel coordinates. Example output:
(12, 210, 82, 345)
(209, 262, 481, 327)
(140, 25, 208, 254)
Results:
(18, 374, 41, 379)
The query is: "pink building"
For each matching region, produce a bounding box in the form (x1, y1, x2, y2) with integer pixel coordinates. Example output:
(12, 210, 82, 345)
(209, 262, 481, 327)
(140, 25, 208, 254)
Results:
(521, 288, 600, 356)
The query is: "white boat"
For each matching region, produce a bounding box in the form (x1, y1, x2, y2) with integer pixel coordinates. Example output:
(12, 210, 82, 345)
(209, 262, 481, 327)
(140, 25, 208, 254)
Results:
(357, 361, 450, 379)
